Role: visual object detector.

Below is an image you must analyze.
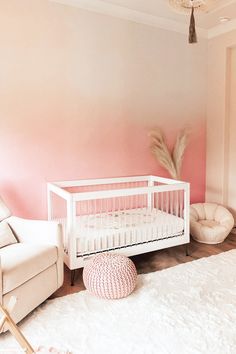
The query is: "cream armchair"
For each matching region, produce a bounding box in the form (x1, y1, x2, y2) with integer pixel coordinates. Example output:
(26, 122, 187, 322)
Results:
(190, 203, 234, 244)
(0, 198, 64, 327)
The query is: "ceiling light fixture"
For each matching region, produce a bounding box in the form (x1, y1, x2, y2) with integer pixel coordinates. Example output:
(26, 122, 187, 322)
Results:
(169, 0, 206, 43)
(219, 16, 230, 23)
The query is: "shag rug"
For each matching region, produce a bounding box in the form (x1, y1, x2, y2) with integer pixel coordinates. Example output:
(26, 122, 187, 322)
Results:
(1, 250, 236, 354)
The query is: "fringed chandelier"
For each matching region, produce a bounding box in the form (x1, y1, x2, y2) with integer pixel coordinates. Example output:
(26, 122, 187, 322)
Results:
(169, 0, 206, 43)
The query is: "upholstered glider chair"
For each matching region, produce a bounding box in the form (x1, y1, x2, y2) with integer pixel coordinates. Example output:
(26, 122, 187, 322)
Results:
(0, 197, 63, 327)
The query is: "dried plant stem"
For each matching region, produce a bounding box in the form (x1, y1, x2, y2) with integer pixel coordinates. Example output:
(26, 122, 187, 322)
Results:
(150, 129, 177, 179)
(150, 128, 189, 180)
(172, 128, 189, 179)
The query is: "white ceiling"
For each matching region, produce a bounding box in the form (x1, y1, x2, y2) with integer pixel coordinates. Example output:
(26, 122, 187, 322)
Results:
(100, 0, 236, 29)
(51, 0, 236, 37)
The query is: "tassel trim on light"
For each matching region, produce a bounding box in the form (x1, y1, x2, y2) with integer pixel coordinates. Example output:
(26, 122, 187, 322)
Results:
(189, 6, 197, 44)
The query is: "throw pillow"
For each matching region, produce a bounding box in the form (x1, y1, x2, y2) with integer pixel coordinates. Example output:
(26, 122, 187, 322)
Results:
(0, 221, 17, 248)
(0, 196, 11, 221)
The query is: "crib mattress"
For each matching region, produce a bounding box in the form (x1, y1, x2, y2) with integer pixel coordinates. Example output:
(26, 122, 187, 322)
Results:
(57, 208, 184, 255)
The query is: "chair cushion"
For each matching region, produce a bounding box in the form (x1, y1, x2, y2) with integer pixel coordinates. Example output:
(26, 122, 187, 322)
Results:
(0, 243, 58, 294)
(198, 219, 219, 228)
(0, 221, 17, 248)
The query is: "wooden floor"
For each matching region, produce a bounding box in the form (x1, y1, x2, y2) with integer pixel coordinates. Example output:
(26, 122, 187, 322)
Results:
(53, 233, 236, 298)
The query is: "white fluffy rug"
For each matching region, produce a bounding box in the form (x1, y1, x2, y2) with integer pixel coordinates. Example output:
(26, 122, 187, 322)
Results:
(1, 250, 236, 354)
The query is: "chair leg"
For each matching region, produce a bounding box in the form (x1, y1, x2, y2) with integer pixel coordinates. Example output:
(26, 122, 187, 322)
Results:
(0, 300, 34, 354)
(71, 270, 76, 286)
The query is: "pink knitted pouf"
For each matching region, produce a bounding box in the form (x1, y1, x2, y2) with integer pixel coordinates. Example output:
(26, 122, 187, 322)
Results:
(83, 253, 137, 299)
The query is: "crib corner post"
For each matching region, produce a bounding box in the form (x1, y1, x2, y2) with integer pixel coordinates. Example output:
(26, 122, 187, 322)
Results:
(67, 195, 77, 272)
(183, 183, 190, 243)
(185, 243, 190, 257)
(71, 270, 76, 286)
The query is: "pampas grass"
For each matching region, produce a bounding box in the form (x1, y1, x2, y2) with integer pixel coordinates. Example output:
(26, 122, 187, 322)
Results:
(150, 129, 177, 179)
(173, 128, 189, 179)
(150, 128, 189, 180)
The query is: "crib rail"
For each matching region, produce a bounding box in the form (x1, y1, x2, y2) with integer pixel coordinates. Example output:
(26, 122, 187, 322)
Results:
(47, 175, 190, 270)
(53, 175, 184, 188)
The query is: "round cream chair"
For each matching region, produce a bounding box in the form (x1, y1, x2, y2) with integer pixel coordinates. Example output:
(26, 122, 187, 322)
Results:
(190, 203, 234, 244)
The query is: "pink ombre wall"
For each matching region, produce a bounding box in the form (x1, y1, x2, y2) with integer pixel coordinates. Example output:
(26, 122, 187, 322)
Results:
(0, 0, 207, 219)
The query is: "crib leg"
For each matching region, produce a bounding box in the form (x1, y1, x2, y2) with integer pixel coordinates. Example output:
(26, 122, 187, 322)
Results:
(185, 244, 190, 257)
(71, 270, 76, 286)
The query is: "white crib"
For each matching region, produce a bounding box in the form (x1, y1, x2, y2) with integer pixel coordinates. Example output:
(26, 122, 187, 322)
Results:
(47, 175, 190, 274)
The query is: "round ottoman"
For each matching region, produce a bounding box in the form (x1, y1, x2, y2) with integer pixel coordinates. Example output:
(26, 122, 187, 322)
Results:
(83, 253, 137, 299)
(190, 203, 234, 244)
